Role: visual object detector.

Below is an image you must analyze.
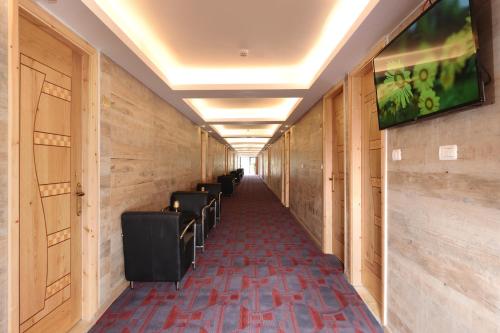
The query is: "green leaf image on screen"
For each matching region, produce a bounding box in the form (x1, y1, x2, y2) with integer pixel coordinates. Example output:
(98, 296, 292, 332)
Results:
(373, 0, 481, 129)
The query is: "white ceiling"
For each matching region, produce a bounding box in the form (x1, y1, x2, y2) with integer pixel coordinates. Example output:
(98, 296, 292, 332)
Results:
(36, 0, 420, 156)
(81, 0, 377, 90)
(94, 0, 335, 68)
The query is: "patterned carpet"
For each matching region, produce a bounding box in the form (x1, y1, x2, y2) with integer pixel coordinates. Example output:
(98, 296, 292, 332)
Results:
(90, 176, 382, 332)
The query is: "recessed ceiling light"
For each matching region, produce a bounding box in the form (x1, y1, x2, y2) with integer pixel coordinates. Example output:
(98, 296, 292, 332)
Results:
(184, 98, 301, 122)
(83, 0, 375, 89)
(226, 138, 270, 144)
(213, 124, 280, 138)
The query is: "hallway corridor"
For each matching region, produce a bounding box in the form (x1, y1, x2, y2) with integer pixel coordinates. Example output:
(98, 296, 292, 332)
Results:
(90, 176, 382, 332)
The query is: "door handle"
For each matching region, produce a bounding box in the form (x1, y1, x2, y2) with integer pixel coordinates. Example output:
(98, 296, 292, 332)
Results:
(329, 175, 335, 192)
(76, 182, 85, 216)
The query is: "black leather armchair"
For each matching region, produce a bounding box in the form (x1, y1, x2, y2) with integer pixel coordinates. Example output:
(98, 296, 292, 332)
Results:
(169, 191, 214, 252)
(217, 175, 236, 196)
(230, 170, 240, 184)
(121, 211, 196, 290)
(197, 183, 222, 226)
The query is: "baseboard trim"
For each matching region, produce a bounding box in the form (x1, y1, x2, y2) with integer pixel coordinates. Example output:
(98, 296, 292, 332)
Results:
(289, 209, 323, 251)
(69, 280, 129, 333)
(262, 179, 283, 204)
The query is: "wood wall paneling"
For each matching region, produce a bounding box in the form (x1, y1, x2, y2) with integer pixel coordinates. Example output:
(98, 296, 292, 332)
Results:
(201, 130, 208, 182)
(0, 0, 9, 331)
(283, 131, 291, 207)
(289, 100, 324, 248)
(386, 0, 500, 331)
(99, 55, 203, 307)
(207, 136, 226, 181)
(266, 136, 284, 201)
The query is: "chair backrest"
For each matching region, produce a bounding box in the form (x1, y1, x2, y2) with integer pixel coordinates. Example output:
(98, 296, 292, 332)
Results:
(121, 211, 181, 281)
(217, 175, 235, 194)
(170, 191, 209, 215)
(196, 183, 222, 197)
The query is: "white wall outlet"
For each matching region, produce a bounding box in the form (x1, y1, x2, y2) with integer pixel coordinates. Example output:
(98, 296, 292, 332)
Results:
(392, 149, 402, 161)
(439, 145, 458, 160)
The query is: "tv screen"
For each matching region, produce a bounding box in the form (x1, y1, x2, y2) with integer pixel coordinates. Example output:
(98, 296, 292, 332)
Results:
(373, 0, 481, 130)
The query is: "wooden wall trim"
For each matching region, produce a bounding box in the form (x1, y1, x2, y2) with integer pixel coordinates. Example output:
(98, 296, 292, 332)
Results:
(7, 1, 20, 331)
(8, 1, 100, 331)
(200, 130, 208, 182)
(347, 64, 368, 287)
(348, 58, 386, 325)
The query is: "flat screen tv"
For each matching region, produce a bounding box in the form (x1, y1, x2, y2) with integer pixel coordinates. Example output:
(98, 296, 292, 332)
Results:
(373, 0, 482, 130)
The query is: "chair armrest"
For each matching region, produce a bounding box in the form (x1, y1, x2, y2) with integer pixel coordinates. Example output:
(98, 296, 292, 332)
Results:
(201, 203, 212, 218)
(180, 219, 196, 239)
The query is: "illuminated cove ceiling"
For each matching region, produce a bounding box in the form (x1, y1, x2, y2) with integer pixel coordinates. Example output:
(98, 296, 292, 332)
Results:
(72, 0, 414, 155)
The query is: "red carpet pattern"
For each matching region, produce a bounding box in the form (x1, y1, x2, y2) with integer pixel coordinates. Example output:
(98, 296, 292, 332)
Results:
(90, 176, 382, 332)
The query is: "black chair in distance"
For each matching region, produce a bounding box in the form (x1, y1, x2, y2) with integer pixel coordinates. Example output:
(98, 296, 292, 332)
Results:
(197, 183, 222, 226)
(217, 175, 235, 196)
(168, 191, 214, 252)
(230, 170, 240, 184)
(121, 211, 196, 290)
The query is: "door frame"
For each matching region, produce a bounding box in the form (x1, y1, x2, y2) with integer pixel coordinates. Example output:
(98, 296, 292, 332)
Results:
(347, 39, 388, 324)
(282, 131, 290, 208)
(8, 0, 100, 331)
(200, 130, 208, 182)
(322, 81, 346, 256)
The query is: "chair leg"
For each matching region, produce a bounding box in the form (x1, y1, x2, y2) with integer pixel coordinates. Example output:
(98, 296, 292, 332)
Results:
(130, 281, 134, 289)
(193, 223, 197, 268)
(175, 281, 180, 291)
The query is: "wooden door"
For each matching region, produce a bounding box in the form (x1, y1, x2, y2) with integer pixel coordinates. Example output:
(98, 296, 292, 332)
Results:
(361, 68, 382, 305)
(331, 92, 345, 262)
(19, 16, 82, 333)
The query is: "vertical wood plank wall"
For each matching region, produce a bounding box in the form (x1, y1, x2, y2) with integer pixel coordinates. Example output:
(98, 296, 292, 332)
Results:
(289, 100, 324, 247)
(208, 136, 226, 181)
(385, 0, 500, 330)
(261, 150, 269, 182)
(99, 55, 206, 307)
(0, 0, 8, 330)
(266, 135, 284, 201)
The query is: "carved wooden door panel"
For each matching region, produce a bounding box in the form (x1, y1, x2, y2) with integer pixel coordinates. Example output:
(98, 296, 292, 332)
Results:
(331, 92, 345, 262)
(19, 16, 82, 333)
(361, 69, 382, 304)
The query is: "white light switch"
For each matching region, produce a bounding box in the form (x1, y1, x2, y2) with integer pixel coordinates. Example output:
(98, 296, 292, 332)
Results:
(392, 149, 402, 161)
(439, 145, 458, 160)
